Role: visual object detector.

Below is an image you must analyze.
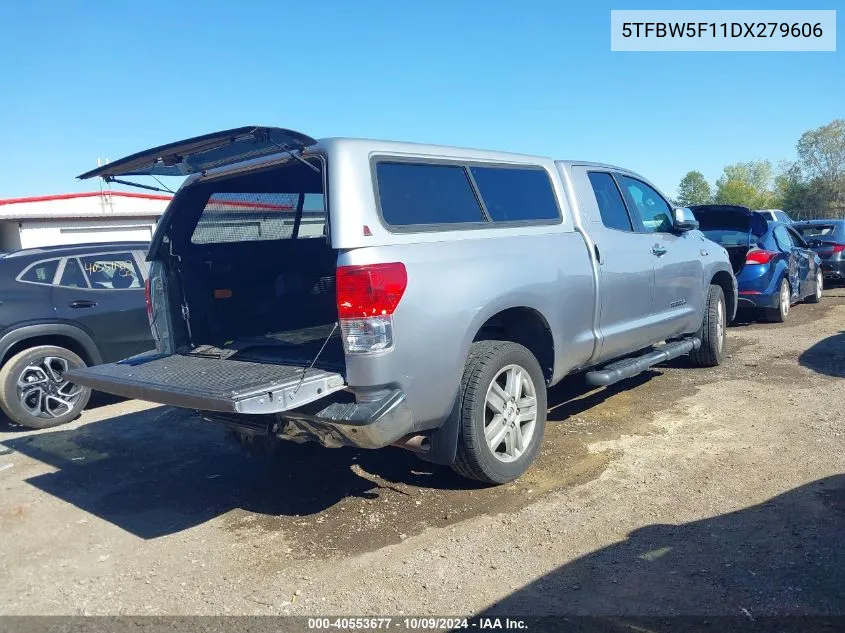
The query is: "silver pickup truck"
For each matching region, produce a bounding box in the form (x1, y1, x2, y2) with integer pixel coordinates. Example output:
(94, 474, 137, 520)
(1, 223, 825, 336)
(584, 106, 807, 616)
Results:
(67, 126, 737, 484)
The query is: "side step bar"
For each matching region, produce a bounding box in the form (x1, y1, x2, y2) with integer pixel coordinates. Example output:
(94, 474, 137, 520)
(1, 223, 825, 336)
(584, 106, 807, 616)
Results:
(585, 338, 701, 387)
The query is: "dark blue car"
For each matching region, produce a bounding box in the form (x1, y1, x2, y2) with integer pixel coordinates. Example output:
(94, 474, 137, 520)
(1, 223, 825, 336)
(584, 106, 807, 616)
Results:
(691, 205, 823, 322)
(792, 219, 845, 285)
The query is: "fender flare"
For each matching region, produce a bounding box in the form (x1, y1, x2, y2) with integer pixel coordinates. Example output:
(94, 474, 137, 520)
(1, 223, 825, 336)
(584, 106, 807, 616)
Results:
(0, 323, 103, 366)
(421, 297, 556, 467)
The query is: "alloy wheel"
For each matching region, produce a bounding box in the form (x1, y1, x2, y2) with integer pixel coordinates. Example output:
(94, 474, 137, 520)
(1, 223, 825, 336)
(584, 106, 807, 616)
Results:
(17, 356, 84, 419)
(780, 282, 790, 318)
(715, 296, 725, 353)
(483, 364, 538, 463)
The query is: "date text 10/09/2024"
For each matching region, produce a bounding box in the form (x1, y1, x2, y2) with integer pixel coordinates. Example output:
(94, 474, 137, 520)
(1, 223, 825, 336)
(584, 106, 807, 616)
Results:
(307, 618, 528, 630)
(621, 22, 823, 38)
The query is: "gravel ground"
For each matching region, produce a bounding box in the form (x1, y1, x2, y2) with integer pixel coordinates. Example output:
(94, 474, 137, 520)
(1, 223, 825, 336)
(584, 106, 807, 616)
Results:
(1, 292, 843, 616)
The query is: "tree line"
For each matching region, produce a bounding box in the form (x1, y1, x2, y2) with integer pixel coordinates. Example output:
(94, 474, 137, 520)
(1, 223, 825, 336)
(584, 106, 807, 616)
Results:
(674, 119, 845, 220)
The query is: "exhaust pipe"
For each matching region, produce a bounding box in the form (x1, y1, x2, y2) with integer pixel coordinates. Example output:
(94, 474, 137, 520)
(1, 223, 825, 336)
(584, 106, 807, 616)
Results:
(392, 434, 431, 454)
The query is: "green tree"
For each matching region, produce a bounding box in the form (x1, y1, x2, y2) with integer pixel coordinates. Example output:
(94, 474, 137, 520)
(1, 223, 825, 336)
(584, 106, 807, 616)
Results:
(795, 119, 845, 217)
(714, 178, 759, 207)
(714, 160, 781, 209)
(797, 119, 845, 187)
(675, 171, 712, 206)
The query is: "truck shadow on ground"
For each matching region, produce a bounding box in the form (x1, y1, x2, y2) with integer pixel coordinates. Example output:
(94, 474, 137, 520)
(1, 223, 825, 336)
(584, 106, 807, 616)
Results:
(477, 474, 845, 622)
(799, 330, 845, 378)
(1, 373, 647, 540)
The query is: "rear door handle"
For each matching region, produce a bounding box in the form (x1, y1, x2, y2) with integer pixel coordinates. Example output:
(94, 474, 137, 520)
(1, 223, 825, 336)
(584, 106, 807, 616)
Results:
(594, 243, 604, 265)
(69, 300, 97, 309)
(652, 244, 668, 257)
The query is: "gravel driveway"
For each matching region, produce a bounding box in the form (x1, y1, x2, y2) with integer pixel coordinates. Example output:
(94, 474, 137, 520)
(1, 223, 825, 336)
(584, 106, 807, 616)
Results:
(1, 292, 843, 616)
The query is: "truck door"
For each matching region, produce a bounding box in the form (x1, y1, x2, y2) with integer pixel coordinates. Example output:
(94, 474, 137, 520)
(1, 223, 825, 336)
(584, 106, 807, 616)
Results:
(615, 174, 703, 339)
(570, 167, 656, 363)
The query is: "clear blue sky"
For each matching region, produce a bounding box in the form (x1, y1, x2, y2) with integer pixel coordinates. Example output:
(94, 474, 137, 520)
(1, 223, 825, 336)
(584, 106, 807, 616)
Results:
(0, 0, 840, 199)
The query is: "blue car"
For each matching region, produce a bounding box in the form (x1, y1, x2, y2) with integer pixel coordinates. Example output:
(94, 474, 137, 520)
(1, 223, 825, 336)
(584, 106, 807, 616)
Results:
(691, 205, 823, 322)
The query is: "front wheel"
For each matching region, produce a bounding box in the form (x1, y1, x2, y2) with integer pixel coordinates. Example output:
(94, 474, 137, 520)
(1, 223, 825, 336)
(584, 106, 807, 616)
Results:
(689, 285, 727, 367)
(451, 341, 547, 484)
(806, 269, 823, 304)
(0, 345, 91, 429)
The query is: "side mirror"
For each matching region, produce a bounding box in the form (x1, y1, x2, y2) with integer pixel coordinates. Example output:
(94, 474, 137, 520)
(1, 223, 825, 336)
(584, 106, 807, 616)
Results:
(673, 207, 699, 232)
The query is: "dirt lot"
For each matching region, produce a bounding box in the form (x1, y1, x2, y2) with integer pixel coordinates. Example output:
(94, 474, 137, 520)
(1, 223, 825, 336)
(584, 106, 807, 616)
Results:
(1, 292, 844, 616)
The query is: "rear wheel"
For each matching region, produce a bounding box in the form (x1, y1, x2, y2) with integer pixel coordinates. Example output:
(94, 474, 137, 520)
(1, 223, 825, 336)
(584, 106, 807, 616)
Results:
(0, 345, 91, 429)
(806, 269, 823, 304)
(764, 279, 790, 323)
(451, 341, 547, 484)
(689, 285, 726, 367)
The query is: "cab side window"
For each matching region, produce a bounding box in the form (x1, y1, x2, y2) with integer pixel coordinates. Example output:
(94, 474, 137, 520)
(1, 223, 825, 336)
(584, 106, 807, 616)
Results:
(587, 171, 633, 232)
(616, 175, 673, 234)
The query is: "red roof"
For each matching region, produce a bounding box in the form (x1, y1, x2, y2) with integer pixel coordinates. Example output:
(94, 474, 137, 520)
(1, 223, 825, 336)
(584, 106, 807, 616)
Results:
(0, 191, 173, 206)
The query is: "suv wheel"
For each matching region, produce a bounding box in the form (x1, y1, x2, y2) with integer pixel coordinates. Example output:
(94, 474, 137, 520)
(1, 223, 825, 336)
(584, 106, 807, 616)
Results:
(451, 341, 547, 484)
(764, 278, 791, 323)
(689, 284, 726, 367)
(0, 345, 91, 429)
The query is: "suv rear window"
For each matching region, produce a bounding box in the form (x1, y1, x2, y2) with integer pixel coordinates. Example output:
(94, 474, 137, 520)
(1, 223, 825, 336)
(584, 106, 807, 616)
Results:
(469, 166, 559, 222)
(20, 259, 59, 285)
(376, 162, 485, 226)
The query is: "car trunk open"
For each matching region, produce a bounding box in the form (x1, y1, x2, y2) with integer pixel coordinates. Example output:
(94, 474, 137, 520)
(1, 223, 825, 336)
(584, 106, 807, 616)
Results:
(68, 149, 348, 414)
(690, 204, 770, 274)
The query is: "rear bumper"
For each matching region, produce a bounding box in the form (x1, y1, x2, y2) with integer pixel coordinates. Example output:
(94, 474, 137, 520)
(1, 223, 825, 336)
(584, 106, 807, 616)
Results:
(204, 388, 416, 450)
(737, 291, 779, 309)
(821, 259, 845, 280)
(281, 388, 415, 449)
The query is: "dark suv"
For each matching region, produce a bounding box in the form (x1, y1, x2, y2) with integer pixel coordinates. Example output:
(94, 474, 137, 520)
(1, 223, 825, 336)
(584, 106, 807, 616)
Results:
(0, 242, 153, 428)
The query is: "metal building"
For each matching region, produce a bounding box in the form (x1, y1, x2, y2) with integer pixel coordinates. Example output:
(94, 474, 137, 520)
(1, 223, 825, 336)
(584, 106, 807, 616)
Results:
(0, 191, 171, 250)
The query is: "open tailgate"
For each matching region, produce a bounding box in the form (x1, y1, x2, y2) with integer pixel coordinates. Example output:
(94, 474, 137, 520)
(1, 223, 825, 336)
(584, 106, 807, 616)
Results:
(65, 353, 345, 414)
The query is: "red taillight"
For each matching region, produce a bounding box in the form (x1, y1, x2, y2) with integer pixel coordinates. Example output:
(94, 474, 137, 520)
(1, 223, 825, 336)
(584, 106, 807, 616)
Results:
(336, 263, 407, 319)
(745, 249, 777, 265)
(144, 278, 153, 323)
(827, 243, 845, 253)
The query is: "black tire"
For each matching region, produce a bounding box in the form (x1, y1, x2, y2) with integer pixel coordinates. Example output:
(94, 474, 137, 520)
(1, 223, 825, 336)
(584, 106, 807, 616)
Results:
(764, 278, 790, 323)
(0, 345, 91, 429)
(806, 269, 823, 304)
(451, 341, 547, 484)
(689, 285, 727, 367)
